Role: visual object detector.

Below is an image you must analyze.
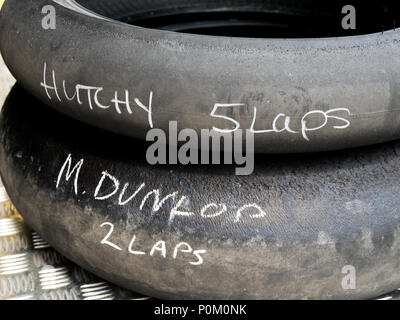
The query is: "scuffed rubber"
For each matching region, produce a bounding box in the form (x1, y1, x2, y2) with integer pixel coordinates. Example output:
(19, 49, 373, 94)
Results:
(2, 85, 400, 299)
(1, 0, 400, 153)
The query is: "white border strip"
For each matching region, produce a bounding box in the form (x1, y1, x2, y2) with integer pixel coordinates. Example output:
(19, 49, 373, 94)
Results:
(52, 0, 111, 21)
(0, 186, 9, 203)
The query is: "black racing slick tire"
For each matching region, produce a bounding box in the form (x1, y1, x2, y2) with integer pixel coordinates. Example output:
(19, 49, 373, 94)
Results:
(2, 85, 400, 299)
(2, 0, 400, 153)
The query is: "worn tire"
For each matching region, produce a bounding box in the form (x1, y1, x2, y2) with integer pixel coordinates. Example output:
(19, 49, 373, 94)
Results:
(2, 85, 400, 299)
(1, 0, 400, 153)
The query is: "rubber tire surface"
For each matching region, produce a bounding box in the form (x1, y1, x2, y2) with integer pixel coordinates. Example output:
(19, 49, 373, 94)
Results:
(2, 0, 400, 153)
(2, 85, 400, 299)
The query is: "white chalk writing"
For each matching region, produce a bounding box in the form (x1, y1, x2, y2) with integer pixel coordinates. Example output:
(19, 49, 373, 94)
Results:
(41, 62, 154, 128)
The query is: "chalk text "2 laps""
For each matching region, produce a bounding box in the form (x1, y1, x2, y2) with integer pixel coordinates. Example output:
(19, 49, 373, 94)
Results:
(100, 222, 207, 266)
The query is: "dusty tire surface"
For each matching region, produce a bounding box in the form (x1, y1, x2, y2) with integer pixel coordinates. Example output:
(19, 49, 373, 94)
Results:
(2, 0, 400, 153)
(1, 85, 400, 299)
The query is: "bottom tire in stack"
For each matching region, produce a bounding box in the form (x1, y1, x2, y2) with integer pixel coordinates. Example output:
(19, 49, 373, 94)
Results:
(1, 85, 400, 299)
